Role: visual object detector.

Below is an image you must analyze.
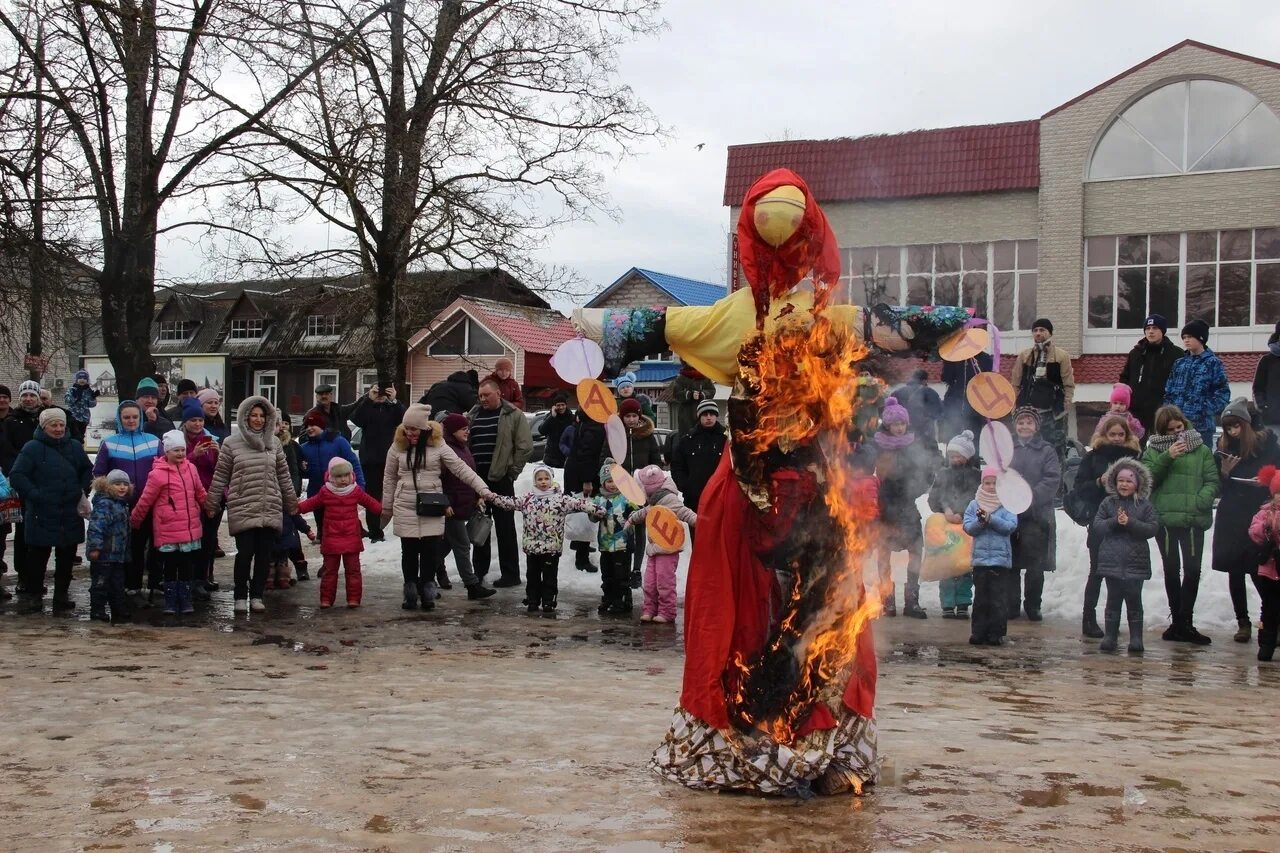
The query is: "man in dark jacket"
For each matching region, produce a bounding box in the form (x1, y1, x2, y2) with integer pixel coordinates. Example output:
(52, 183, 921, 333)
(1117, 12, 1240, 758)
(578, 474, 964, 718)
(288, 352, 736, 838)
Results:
(563, 408, 606, 571)
(1253, 321, 1280, 428)
(537, 392, 574, 468)
(941, 351, 992, 440)
(671, 400, 727, 515)
(666, 366, 716, 437)
(348, 383, 407, 541)
(307, 383, 351, 440)
(421, 370, 479, 415)
(164, 378, 200, 422)
(891, 369, 943, 446)
(1119, 313, 1183, 437)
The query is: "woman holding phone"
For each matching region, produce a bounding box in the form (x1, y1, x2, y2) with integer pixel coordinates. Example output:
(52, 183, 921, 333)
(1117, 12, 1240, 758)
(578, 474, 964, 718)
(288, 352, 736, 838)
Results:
(1141, 405, 1219, 644)
(1210, 398, 1280, 643)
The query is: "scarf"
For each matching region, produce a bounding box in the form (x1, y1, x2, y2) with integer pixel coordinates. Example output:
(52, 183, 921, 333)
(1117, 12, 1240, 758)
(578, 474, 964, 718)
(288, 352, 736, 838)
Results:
(1033, 341, 1049, 372)
(1146, 430, 1203, 454)
(976, 483, 1001, 514)
(325, 481, 356, 497)
(873, 430, 915, 450)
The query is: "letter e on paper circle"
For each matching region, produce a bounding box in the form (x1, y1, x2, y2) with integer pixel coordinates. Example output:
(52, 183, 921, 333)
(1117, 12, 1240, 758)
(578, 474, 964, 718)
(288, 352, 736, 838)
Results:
(966, 372, 1016, 420)
(577, 379, 617, 423)
(939, 327, 990, 363)
(647, 505, 686, 551)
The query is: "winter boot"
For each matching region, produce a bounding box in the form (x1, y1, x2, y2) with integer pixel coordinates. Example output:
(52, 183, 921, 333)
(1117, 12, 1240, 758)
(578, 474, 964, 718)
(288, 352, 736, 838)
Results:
(51, 596, 76, 613)
(1082, 611, 1105, 639)
(902, 588, 927, 619)
(162, 582, 178, 616)
(90, 605, 110, 622)
(941, 607, 956, 619)
(401, 582, 418, 610)
(1259, 632, 1276, 662)
(1235, 618, 1252, 643)
(1161, 621, 1180, 641)
(436, 567, 453, 590)
(466, 584, 497, 600)
(882, 586, 897, 618)
(1099, 613, 1121, 653)
(629, 567, 642, 590)
(1127, 618, 1144, 654)
(178, 582, 195, 615)
(417, 582, 436, 611)
(956, 604, 970, 619)
(295, 561, 310, 581)
(542, 594, 558, 613)
(192, 580, 211, 602)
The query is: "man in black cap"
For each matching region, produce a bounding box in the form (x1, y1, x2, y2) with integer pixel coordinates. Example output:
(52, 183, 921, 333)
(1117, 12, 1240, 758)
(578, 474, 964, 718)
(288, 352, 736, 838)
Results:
(1164, 319, 1230, 442)
(1254, 322, 1280, 429)
(1120, 313, 1183, 437)
(1011, 317, 1075, 467)
(307, 382, 352, 440)
(164, 378, 200, 422)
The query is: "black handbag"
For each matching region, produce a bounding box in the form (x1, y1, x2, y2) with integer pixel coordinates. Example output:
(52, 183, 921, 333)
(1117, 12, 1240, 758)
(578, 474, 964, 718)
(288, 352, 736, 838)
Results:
(412, 467, 449, 517)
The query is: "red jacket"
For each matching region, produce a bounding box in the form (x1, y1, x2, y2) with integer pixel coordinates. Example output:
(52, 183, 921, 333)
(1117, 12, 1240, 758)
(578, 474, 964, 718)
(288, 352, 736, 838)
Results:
(184, 429, 219, 489)
(298, 484, 382, 555)
(130, 458, 208, 547)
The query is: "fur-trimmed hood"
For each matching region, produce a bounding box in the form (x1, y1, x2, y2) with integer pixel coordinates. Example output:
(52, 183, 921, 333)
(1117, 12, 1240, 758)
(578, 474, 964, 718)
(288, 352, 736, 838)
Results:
(393, 420, 443, 451)
(1102, 457, 1153, 499)
(235, 395, 280, 452)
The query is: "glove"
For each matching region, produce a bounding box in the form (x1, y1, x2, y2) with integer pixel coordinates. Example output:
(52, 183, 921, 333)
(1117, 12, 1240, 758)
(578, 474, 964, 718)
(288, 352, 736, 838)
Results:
(78, 495, 92, 519)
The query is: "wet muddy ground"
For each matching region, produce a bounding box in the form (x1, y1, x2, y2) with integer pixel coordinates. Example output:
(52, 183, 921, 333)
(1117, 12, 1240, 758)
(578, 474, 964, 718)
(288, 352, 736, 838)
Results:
(3, 567, 1279, 852)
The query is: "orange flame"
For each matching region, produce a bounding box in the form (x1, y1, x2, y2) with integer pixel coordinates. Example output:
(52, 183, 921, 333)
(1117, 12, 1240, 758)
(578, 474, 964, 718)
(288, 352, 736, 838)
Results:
(729, 309, 892, 745)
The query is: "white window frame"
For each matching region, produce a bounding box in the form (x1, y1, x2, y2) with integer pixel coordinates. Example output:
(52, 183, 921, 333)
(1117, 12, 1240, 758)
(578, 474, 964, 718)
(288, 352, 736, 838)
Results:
(427, 315, 506, 357)
(254, 369, 278, 406)
(357, 369, 379, 393)
(157, 320, 198, 342)
(228, 318, 264, 340)
(305, 314, 341, 338)
(314, 369, 340, 393)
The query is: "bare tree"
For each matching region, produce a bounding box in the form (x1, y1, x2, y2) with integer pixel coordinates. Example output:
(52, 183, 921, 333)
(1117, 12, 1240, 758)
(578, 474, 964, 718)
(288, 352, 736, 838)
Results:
(0, 0, 390, 393)
(209, 0, 663, 386)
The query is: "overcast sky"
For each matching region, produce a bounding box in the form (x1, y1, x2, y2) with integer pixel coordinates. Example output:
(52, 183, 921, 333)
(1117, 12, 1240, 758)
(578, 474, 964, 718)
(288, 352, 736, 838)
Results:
(158, 1, 1280, 309)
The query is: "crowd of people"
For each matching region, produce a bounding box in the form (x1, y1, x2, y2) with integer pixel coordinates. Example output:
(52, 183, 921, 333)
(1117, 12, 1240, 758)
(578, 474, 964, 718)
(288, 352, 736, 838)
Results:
(2, 311, 1279, 663)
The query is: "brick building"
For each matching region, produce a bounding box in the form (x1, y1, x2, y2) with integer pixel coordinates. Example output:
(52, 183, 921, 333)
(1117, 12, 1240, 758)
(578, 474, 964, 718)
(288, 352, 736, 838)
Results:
(724, 40, 1280, 429)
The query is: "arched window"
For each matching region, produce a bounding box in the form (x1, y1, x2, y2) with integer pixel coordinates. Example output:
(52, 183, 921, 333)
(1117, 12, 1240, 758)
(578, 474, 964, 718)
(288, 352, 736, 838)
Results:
(1089, 80, 1280, 180)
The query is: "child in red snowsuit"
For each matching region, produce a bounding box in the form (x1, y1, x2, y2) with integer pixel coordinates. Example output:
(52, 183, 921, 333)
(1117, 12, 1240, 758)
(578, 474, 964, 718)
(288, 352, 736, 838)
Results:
(297, 457, 382, 608)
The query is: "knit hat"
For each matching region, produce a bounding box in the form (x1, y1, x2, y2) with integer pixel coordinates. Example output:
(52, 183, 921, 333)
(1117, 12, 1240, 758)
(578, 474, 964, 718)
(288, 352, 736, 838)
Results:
(981, 465, 1000, 480)
(619, 398, 643, 416)
(162, 430, 186, 452)
(1013, 406, 1041, 427)
(614, 372, 637, 391)
(18, 379, 40, 397)
(106, 469, 132, 486)
(1181, 318, 1210, 346)
(197, 388, 220, 404)
(177, 378, 199, 395)
(946, 429, 976, 460)
(599, 457, 617, 486)
(443, 412, 469, 435)
(328, 457, 353, 477)
(180, 398, 205, 424)
(0, 384, 9, 399)
(495, 357, 514, 372)
(135, 377, 159, 399)
(697, 399, 719, 417)
(880, 396, 910, 426)
(401, 403, 434, 430)
(38, 407, 66, 427)
(636, 464, 667, 495)
(74, 369, 90, 383)
(303, 409, 329, 430)
(1259, 465, 1280, 497)
(1032, 318, 1054, 334)
(1144, 314, 1168, 334)
(1109, 383, 1132, 407)
(1221, 397, 1252, 425)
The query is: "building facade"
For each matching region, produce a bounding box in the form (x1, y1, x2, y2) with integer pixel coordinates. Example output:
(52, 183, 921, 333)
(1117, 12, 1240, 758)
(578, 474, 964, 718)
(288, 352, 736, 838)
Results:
(724, 40, 1280, 418)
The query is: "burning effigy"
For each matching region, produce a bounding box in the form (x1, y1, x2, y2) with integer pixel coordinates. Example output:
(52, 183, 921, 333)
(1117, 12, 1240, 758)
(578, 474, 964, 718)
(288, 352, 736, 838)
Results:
(569, 169, 971, 797)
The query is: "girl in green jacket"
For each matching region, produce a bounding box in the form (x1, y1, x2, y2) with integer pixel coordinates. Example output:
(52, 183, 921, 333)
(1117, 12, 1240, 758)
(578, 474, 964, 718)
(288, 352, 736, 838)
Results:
(1140, 405, 1220, 645)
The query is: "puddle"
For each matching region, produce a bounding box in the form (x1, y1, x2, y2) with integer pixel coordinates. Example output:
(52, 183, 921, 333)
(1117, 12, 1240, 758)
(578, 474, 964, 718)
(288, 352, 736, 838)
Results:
(1019, 786, 1070, 807)
(91, 665, 143, 672)
(229, 793, 266, 810)
(364, 814, 394, 833)
(1072, 782, 1123, 797)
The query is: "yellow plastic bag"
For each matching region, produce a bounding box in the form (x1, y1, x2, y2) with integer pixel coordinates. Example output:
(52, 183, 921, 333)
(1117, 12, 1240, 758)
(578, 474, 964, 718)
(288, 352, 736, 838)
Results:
(920, 512, 973, 581)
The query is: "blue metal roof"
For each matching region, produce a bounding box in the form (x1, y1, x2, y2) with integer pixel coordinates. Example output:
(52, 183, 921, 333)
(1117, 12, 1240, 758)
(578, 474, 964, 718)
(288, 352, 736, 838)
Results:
(631, 361, 680, 383)
(634, 269, 726, 306)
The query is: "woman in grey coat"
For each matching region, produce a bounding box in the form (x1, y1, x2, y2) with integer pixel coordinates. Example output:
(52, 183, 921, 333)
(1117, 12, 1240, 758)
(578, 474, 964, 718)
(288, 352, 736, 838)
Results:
(1007, 407, 1062, 621)
(1091, 457, 1158, 654)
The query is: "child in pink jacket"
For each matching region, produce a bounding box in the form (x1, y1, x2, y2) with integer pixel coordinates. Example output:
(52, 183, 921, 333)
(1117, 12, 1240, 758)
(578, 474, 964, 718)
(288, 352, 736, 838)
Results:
(1246, 465, 1280, 662)
(626, 465, 696, 623)
(130, 430, 208, 616)
(1091, 383, 1146, 442)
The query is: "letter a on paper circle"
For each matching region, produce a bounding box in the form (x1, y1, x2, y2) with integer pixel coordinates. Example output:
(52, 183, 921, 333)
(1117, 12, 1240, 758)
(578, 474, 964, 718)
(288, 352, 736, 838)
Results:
(647, 504, 686, 552)
(577, 379, 617, 423)
(966, 372, 1016, 420)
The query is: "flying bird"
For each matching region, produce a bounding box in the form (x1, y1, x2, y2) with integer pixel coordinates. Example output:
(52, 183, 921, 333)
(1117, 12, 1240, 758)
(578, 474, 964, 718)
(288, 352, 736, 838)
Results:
(694, 143, 705, 151)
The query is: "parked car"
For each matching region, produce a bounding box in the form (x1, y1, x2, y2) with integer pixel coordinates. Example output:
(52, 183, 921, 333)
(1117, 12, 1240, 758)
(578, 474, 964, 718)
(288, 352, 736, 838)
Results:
(526, 411, 550, 463)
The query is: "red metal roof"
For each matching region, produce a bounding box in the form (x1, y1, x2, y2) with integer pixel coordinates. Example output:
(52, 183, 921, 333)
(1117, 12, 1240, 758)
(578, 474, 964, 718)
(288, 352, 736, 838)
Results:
(723, 120, 1040, 206)
(462, 299, 576, 356)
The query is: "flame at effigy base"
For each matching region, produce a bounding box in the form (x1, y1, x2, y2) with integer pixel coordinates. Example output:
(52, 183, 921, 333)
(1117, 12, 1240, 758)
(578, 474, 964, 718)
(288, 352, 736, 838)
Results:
(726, 308, 891, 747)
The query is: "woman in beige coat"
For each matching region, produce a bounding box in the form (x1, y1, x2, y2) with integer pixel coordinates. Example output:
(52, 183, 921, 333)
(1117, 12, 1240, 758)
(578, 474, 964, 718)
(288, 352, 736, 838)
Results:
(205, 396, 299, 613)
(382, 404, 493, 610)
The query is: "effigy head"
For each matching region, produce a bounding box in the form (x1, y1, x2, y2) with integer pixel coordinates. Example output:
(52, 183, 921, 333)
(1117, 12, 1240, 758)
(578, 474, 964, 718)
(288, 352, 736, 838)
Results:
(752, 184, 806, 247)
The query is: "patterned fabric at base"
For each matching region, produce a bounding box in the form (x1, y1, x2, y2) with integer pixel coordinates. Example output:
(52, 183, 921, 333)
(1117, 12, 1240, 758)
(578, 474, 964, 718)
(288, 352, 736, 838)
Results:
(650, 704, 879, 797)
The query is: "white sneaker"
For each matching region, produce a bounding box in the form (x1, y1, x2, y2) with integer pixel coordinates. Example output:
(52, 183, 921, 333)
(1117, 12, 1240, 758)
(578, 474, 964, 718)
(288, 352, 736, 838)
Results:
(250, 598, 266, 613)
(233, 598, 248, 613)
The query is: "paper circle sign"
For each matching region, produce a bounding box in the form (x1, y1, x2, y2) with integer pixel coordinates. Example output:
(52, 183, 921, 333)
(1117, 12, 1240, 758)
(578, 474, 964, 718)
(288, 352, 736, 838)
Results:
(611, 464, 647, 506)
(577, 379, 617, 423)
(605, 413, 627, 463)
(965, 371, 1016, 420)
(939, 327, 990, 363)
(996, 469, 1033, 515)
(646, 504, 686, 552)
(979, 420, 1014, 472)
(551, 338, 604, 385)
